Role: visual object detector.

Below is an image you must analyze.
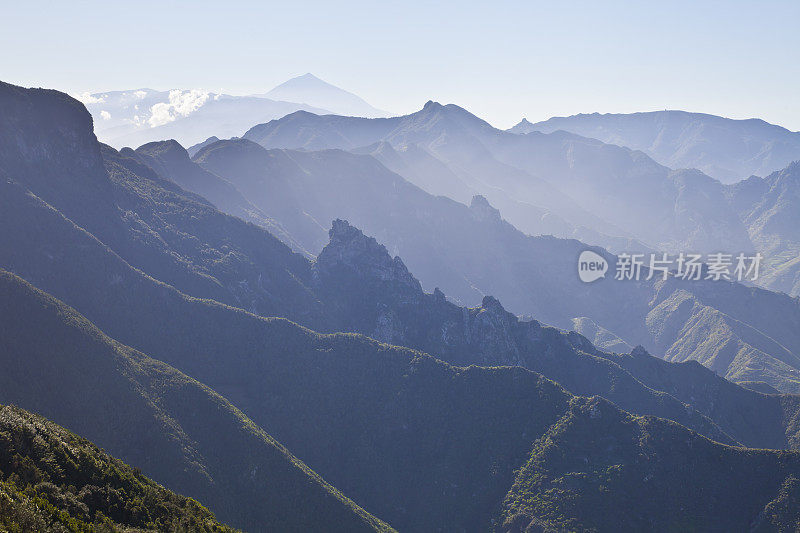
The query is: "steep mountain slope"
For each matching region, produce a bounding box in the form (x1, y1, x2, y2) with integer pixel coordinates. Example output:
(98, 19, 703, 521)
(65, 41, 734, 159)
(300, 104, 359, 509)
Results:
(0, 156, 601, 530)
(0, 271, 391, 533)
(518, 110, 800, 183)
(4, 77, 797, 396)
(311, 220, 800, 449)
(6, 249, 800, 532)
(7, 79, 800, 530)
(133, 139, 311, 255)
(262, 73, 387, 118)
(727, 161, 800, 296)
(0, 224, 788, 532)
(500, 396, 800, 532)
(0, 80, 329, 326)
(0, 404, 234, 533)
(9, 147, 800, 452)
(193, 133, 800, 392)
(83, 88, 330, 148)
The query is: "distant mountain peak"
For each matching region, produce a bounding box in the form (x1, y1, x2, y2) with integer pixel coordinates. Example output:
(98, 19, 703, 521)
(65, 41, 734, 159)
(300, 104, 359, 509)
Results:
(274, 72, 337, 91)
(265, 74, 388, 118)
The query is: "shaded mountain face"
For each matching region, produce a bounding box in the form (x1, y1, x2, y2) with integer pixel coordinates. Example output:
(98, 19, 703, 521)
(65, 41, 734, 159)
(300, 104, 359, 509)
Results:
(0, 89, 326, 327)
(499, 396, 800, 532)
(262, 72, 388, 118)
(3, 216, 799, 532)
(81, 88, 330, 149)
(191, 134, 800, 393)
(7, 79, 800, 530)
(0, 272, 388, 533)
(312, 220, 800, 449)
(244, 103, 754, 257)
(727, 161, 800, 296)
(6, 117, 800, 453)
(0, 403, 235, 532)
(133, 140, 311, 255)
(519, 110, 800, 183)
(5, 224, 800, 532)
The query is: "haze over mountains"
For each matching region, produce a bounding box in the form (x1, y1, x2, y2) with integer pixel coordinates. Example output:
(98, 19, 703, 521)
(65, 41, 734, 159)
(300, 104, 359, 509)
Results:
(3, 77, 800, 531)
(515, 110, 800, 184)
(242, 102, 800, 296)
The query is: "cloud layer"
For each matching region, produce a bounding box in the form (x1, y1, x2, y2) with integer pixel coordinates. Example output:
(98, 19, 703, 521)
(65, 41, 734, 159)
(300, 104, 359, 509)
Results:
(148, 89, 209, 127)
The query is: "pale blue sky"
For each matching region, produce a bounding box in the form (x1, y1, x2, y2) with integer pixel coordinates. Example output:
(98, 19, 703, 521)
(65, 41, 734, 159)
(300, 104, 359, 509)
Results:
(2, 0, 798, 129)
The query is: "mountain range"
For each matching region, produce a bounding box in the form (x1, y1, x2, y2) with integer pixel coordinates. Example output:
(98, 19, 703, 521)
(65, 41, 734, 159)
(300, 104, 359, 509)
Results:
(0, 401, 236, 532)
(515, 110, 800, 184)
(4, 78, 800, 531)
(176, 108, 800, 392)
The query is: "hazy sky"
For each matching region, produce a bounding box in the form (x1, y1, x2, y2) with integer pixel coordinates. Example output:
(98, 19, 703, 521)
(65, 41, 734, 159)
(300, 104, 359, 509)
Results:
(2, 0, 798, 130)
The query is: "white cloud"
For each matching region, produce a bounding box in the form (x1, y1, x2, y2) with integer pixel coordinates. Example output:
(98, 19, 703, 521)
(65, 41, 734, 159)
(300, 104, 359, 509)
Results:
(148, 89, 209, 127)
(100, 110, 111, 120)
(134, 90, 147, 99)
(76, 92, 106, 104)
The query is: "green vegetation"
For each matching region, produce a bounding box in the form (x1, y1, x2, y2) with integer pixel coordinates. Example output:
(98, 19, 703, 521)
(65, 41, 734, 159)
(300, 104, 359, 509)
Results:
(500, 397, 800, 532)
(0, 404, 234, 532)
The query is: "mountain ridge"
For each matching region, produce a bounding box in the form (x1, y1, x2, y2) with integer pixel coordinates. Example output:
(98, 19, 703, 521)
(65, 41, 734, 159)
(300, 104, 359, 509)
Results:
(518, 110, 800, 183)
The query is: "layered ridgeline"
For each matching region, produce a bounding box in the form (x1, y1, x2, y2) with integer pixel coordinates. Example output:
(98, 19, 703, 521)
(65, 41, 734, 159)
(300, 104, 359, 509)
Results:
(7, 127, 800, 453)
(242, 102, 752, 257)
(8, 270, 800, 533)
(183, 134, 800, 393)
(514, 110, 800, 184)
(727, 161, 800, 297)
(4, 224, 800, 532)
(2, 77, 795, 439)
(513, 112, 800, 296)
(133, 139, 312, 256)
(0, 403, 234, 532)
(310, 220, 800, 450)
(0, 271, 390, 533)
(6, 79, 800, 530)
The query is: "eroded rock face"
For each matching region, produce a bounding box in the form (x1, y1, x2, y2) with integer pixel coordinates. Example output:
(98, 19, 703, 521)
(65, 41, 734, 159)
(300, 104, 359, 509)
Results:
(308, 219, 746, 447)
(318, 219, 422, 293)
